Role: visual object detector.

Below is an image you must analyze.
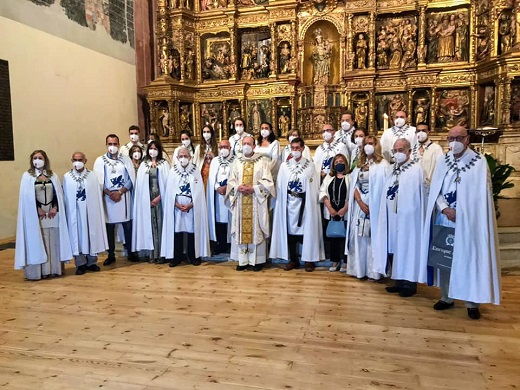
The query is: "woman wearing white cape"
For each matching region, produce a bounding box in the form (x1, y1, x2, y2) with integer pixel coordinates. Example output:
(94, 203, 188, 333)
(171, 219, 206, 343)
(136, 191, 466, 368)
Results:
(132, 141, 170, 262)
(344, 136, 390, 279)
(15, 150, 72, 280)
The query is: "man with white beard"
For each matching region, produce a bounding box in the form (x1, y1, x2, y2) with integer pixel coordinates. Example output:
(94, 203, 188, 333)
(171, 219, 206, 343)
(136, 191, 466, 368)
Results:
(380, 110, 417, 163)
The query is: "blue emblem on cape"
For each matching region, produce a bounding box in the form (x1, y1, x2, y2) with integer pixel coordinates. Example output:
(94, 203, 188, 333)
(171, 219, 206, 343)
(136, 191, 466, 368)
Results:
(386, 184, 399, 200)
(322, 157, 333, 171)
(110, 175, 125, 188)
(288, 180, 303, 193)
(179, 182, 192, 196)
(444, 190, 457, 208)
(219, 179, 228, 187)
(76, 188, 86, 202)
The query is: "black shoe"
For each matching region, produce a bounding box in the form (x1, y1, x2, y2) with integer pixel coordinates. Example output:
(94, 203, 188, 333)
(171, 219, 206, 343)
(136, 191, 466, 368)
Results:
(253, 264, 263, 272)
(87, 264, 101, 272)
(127, 253, 140, 262)
(192, 258, 202, 266)
(169, 259, 181, 268)
(399, 289, 417, 297)
(103, 257, 116, 266)
(75, 265, 87, 275)
(385, 285, 401, 293)
(433, 300, 454, 310)
(236, 265, 247, 271)
(467, 308, 481, 320)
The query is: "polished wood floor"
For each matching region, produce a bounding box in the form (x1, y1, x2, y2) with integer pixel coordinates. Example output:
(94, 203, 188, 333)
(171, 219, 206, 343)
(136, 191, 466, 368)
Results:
(0, 250, 519, 390)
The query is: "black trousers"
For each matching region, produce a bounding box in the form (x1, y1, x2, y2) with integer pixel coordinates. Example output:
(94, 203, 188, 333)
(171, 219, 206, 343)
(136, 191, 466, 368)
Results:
(329, 237, 346, 263)
(106, 220, 132, 258)
(215, 223, 230, 253)
(288, 234, 303, 263)
(174, 232, 195, 262)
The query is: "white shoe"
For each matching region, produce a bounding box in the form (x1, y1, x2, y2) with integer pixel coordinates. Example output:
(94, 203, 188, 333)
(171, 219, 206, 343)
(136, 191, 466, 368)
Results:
(329, 263, 340, 272)
(339, 264, 347, 273)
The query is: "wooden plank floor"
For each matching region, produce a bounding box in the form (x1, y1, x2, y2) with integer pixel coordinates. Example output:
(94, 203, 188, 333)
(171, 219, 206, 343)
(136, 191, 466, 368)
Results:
(0, 250, 519, 390)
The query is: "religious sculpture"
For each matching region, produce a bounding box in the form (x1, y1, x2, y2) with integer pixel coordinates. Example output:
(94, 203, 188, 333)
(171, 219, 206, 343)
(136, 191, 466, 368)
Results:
(376, 28, 389, 69)
(389, 94, 406, 120)
(401, 38, 417, 70)
(240, 34, 272, 80)
(476, 25, 491, 61)
(278, 109, 290, 137)
(311, 28, 332, 85)
(499, 11, 513, 54)
(278, 42, 292, 74)
(202, 41, 232, 81)
(184, 49, 195, 80)
(480, 87, 496, 126)
(437, 15, 456, 62)
(228, 106, 241, 132)
(159, 108, 171, 137)
(355, 34, 368, 69)
(180, 105, 191, 132)
(436, 89, 470, 131)
(377, 17, 417, 70)
(426, 10, 469, 63)
(414, 98, 430, 125)
(252, 101, 262, 133)
(354, 101, 368, 129)
(511, 83, 520, 123)
(200, 0, 227, 10)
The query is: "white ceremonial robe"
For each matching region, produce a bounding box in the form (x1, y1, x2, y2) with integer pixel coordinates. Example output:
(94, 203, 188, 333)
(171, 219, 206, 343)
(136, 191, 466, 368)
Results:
(132, 159, 170, 252)
(226, 153, 275, 265)
(229, 132, 253, 157)
(380, 125, 417, 163)
(63, 169, 108, 256)
(15, 172, 73, 269)
(121, 141, 145, 157)
(160, 163, 210, 259)
(373, 159, 426, 283)
(255, 140, 281, 178)
(344, 160, 390, 278)
(207, 155, 235, 242)
(193, 144, 215, 171)
(93, 153, 136, 223)
(281, 145, 312, 162)
(411, 140, 444, 188)
(314, 139, 349, 177)
(420, 149, 501, 304)
(270, 158, 325, 262)
(335, 127, 356, 152)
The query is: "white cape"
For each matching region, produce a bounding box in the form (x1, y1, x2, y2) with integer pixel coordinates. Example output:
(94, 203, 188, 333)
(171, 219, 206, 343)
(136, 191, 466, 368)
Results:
(63, 169, 108, 256)
(132, 159, 170, 251)
(207, 155, 235, 242)
(420, 150, 501, 304)
(270, 158, 325, 262)
(15, 172, 73, 269)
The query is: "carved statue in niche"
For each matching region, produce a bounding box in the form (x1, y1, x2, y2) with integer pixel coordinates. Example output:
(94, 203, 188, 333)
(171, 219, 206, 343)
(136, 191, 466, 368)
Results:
(202, 38, 232, 81)
(436, 89, 470, 131)
(480, 86, 495, 126)
(278, 108, 290, 137)
(248, 100, 270, 133)
(389, 94, 406, 120)
(252, 102, 262, 133)
(476, 25, 491, 61)
(228, 105, 241, 132)
(201, 103, 223, 132)
(376, 17, 417, 70)
(184, 49, 195, 80)
(200, 0, 227, 11)
(240, 31, 271, 80)
(278, 42, 292, 74)
(499, 11, 512, 54)
(159, 108, 171, 137)
(311, 28, 332, 85)
(180, 105, 191, 132)
(376, 27, 389, 69)
(414, 97, 430, 125)
(355, 33, 368, 69)
(354, 101, 368, 129)
(170, 52, 182, 80)
(455, 13, 469, 61)
(401, 38, 417, 70)
(427, 10, 469, 63)
(511, 82, 520, 123)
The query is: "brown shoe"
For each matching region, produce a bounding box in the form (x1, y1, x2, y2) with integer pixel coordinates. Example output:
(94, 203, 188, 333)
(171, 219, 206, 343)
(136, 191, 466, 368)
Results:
(304, 262, 316, 272)
(284, 261, 299, 271)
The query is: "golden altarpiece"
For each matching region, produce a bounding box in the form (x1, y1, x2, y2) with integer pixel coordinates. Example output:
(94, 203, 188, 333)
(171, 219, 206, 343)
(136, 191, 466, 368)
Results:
(143, 0, 520, 193)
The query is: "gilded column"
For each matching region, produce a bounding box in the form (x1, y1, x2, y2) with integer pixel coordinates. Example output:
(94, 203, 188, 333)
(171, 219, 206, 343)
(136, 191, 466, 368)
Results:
(470, 1, 477, 61)
(270, 23, 277, 78)
(289, 95, 296, 132)
(229, 17, 238, 81)
(270, 97, 276, 125)
(498, 76, 512, 125)
(470, 84, 477, 128)
(157, 0, 170, 78)
(193, 101, 200, 137)
(195, 32, 202, 84)
(514, 0, 520, 49)
(418, 5, 426, 66)
(179, 30, 185, 82)
(368, 12, 376, 69)
(346, 14, 354, 71)
(290, 21, 297, 74)
(430, 87, 436, 131)
(167, 99, 176, 142)
(368, 90, 375, 134)
(407, 89, 413, 118)
(222, 101, 229, 140)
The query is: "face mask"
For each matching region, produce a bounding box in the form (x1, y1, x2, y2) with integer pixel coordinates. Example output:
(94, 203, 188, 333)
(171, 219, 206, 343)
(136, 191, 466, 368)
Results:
(149, 149, 158, 158)
(335, 163, 346, 173)
(417, 131, 428, 143)
(394, 152, 408, 164)
(108, 145, 118, 155)
(242, 144, 253, 156)
(323, 131, 333, 142)
(73, 161, 84, 171)
(132, 152, 142, 160)
(291, 150, 302, 159)
(179, 157, 189, 167)
(33, 158, 45, 169)
(261, 129, 270, 138)
(235, 126, 244, 134)
(203, 132, 211, 141)
(288, 136, 296, 143)
(449, 141, 465, 155)
(181, 139, 191, 147)
(364, 144, 375, 156)
(341, 121, 351, 131)
(219, 148, 230, 158)
(394, 118, 406, 128)
(355, 137, 364, 147)
(130, 134, 139, 142)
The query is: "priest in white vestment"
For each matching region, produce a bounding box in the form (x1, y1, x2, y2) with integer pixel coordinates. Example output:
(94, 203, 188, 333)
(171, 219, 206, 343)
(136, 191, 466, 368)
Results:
(270, 138, 324, 271)
(380, 110, 417, 163)
(120, 125, 145, 157)
(207, 140, 235, 254)
(314, 123, 349, 181)
(226, 136, 275, 271)
(420, 126, 501, 320)
(63, 152, 108, 275)
(411, 122, 444, 189)
(93, 134, 136, 265)
(161, 147, 210, 266)
(374, 138, 426, 297)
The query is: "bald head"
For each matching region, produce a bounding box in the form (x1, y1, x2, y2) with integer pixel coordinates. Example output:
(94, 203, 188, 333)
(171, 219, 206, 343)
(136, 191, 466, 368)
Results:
(449, 126, 468, 137)
(219, 140, 230, 149)
(448, 126, 470, 157)
(71, 151, 86, 161)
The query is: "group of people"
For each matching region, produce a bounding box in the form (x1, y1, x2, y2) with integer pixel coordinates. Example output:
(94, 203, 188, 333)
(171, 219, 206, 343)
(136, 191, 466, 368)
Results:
(15, 112, 501, 320)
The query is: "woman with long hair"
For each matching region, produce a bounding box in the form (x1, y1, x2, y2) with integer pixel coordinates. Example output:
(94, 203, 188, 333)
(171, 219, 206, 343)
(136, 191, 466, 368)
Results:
(15, 150, 72, 280)
(129, 144, 144, 175)
(194, 125, 218, 189)
(173, 130, 196, 159)
(255, 121, 281, 175)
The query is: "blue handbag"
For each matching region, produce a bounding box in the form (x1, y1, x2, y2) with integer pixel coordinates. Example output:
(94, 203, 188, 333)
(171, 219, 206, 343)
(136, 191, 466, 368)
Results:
(326, 219, 346, 238)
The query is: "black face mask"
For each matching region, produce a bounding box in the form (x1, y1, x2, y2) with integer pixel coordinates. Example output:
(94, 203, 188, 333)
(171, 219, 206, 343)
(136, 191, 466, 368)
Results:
(335, 163, 346, 173)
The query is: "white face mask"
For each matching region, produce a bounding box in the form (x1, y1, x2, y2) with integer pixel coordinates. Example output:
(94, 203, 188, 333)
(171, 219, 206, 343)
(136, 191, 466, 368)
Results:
(417, 131, 428, 143)
(364, 144, 375, 156)
(449, 141, 465, 155)
(132, 151, 142, 160)
(235, 126, 244, 134)
(181, 139, 191, 147)
(288, 135, 296, 143)
(394, 118, 406, 128)
(33, 158, 45, 169)
(108, 145, 118, 155)
(148, 149, 158, 158)
(203, 132, 212, 141)
(394, 152, 408, 164)
(260, 129, 270, 138)
(130, 134, 139, 142)
(242, 144, 253, 156)
(219, 148, 230, 158)
(291, 150, 302, 159)
(323, 131, 333, 142)
(73, 161, 84, 171)
(355, 136, 364, 147)
(179, 157, 189, 167)
(341, 121, 351, 131)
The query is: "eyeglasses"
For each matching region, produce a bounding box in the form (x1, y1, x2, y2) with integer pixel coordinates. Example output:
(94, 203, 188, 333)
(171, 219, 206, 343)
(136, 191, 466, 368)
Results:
(447, 135, 468, 142)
